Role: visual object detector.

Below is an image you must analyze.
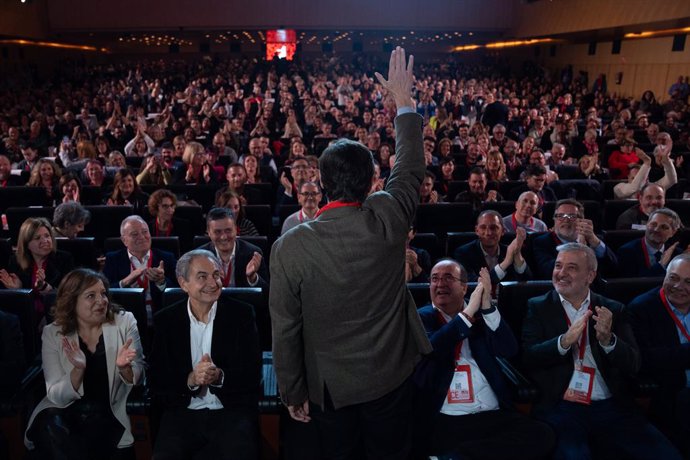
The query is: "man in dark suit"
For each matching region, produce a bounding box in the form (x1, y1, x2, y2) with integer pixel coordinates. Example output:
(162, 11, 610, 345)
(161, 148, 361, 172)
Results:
(414, 260, 554, 459)
(628, 254, 690, 457)
(270, 47, 432, 459)
(103, 215, 177, 323)
(198, 207, 268, 290)
(617, 208, 684, 278)
(150, 249, 261, 460)
(522, 242, 682, 460)
(533, 199, 617, 279)
(453, 210, 531, 284)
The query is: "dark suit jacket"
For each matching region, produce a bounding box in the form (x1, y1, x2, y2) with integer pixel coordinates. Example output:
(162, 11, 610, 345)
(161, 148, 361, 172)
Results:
(508, 184, 558, 203)
(616, 238, 683, 278)
(414, 305, 518, 413)
(6, 250, 74, 290)
(532, 232, 618, 280)
(616, 205, 648, 230)
(270, 112, 432, 409)
(150, 298, 261, 410)
(627, 288, 690, 395)
(521, 290, 640, 414)
(197, 239, 268, 290)
(453, 239, 532, 284)
(102, 248, 177, 312)
(215, 184, 264, 206)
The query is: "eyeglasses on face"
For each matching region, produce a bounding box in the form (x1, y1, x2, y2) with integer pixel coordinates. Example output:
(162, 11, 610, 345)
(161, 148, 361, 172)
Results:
(554, 213, 579, 220)
(430, 274, 466, 284)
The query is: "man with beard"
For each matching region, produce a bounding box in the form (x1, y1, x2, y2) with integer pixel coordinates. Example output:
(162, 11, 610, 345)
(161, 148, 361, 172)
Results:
(533, 199, 617, 279)
(616, 183, 666, 230)
(617, 208, 685, 278)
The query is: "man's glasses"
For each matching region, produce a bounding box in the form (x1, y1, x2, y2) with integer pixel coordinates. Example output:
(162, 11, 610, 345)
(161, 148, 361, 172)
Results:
(554, 213, 579, 221)
(430, 274, 466, 284)
(299, 192, 321, 198)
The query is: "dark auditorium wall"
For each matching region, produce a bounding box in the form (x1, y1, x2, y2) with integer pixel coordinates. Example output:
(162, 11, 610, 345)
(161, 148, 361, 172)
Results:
(0, 0, 49, 39)
(511, 0, 690, 38)
(43, 0, 514, 32)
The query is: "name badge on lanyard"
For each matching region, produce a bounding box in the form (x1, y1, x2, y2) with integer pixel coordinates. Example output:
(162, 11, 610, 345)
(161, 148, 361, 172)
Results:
(446, 336, 475, 404)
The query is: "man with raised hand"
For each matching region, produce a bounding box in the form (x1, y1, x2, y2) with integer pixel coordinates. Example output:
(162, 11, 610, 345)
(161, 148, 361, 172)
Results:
(270, 47, 431, 459)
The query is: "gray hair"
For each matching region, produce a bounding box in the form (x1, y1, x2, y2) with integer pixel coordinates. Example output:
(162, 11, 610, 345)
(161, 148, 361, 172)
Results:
(176, 249, 222, 281)
(53, 202, 91, 229)
(648, 207, 682, 231)
(556, 242, 598, 272)
(119, 215, 148, 236)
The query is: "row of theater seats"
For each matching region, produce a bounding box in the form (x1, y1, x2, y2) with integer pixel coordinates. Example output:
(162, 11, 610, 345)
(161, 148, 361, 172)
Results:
(1, 227, 683, 280)
(0, 287, 279, 459)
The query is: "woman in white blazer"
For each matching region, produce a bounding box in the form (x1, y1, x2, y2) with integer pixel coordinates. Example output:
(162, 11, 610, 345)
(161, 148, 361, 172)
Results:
(25, 268, 144, 459)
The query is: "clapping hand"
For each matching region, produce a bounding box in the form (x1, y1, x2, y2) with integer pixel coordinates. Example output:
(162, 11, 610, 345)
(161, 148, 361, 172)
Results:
(62, 337, 86, 370)
(592, 306, 613, 346)
(478, 267, 492, 309)
(560, 310, 592, 349)
(145, 260, 166, 285)
(190, 353, 221, 386)
(0, 269, 21, 289)
(116, 338, 136, 369)
(246, 252, 262, 283)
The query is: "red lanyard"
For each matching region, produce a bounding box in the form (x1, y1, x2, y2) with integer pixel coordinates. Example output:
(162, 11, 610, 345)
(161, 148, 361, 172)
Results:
(660, 288, 690, 342)
(639, 238, 662, 269)
(511, 213, 533, 232)
(155, 219, 172, 237)
(298, 209, 304, 223)
(563, 306, 590, 361)
(130, 250, 153, 289)
(437, 310, 464, 361)
(314, 200, 361, 218)
(221, 257, 233, 287)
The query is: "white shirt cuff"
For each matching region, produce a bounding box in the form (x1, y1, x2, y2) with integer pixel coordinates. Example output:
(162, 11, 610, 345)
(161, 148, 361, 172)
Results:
(557, 334, 571, 355)
(396, 107, 415, 116)
(482, 308, 501, 331)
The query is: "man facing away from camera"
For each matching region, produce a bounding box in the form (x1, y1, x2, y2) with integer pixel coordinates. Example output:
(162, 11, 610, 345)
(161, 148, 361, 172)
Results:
(270, 47, 432, 460)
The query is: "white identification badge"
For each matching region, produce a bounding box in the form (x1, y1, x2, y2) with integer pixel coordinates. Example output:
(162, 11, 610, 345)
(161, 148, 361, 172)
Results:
(563, 364, 594, 405)
(447, 364, 474, 404)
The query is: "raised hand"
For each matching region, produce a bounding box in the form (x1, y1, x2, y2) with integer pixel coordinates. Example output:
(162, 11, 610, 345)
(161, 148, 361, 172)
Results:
(374, 47, 415, 110)
(478, 267, 492, 308)
(62, 337, 86, 370)
(465, 282, 484, 317)
(116, 338, 136, 368)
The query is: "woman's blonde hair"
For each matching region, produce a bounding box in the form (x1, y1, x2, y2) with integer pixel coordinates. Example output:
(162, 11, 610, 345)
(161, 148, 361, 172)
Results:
(16, 217, 56, 271)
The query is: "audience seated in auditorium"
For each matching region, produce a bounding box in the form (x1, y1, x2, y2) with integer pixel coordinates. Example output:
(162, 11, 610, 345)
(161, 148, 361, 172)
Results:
(0, 218, 74, 306)
(533, 199, 617, 279)
(52, 201, 91, 239)
(522, 243, 683, 460)
(136, 153, 173, 186)
(103, 215, 177, 324)
(454, 167, 502, 211)
(147, 189, 193, 251)
(150, 249, 261, 460)
(24, 268, 144, 460)
(413, 262, 555, 459)
(281, 181, 322, 235)
(217, 163, 263, 205)
(509, 165, 557, 215)
(106, 168, 150, 215)
(216, 189, 261, 237)
(616, 208, 684, 278)
(276, 156, 312, 213)
(198, 208, 268, 289)
(615, 183, 666, 230)
(455, 210, 531, 285)
(628, 254, 690, 457)
(502, 191, 548, 233)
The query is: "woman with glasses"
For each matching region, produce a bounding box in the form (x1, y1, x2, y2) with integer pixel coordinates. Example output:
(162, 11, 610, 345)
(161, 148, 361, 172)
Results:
(147, 189, 193, 252)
